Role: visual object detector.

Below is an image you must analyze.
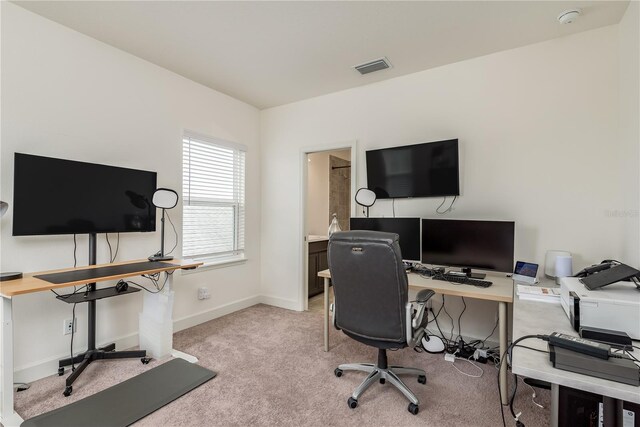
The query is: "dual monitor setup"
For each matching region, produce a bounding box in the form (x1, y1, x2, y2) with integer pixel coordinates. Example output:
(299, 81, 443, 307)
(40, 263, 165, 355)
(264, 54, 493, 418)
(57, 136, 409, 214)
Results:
(350, 217, 515, 279)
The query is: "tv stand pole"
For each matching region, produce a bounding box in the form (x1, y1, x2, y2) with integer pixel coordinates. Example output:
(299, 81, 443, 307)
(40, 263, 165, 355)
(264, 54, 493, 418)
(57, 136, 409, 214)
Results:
(461, 267, 486, 280)
(57, 232, 149, 397)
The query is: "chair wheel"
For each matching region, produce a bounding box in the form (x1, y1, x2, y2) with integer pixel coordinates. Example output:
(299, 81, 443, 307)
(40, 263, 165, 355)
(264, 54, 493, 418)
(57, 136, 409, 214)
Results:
(334, 368, 343, 377)
(58, 367, 64, 376)
(418, 375, 426, 384)
(408, 403, 419, 415)
(141, 357, 151, 364)
(63, 386, 72, 397)
(347, 397, 358, 409)
(379, 378, 386, 384)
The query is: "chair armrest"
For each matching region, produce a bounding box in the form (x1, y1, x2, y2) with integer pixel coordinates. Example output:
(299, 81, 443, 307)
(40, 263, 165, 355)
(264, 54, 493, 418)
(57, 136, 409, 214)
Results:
(416, 289, 435, 303)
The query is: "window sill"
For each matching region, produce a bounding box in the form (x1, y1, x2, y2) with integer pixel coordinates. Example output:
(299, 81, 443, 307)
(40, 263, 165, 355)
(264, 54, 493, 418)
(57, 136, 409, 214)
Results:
(180, 256, 247, 274)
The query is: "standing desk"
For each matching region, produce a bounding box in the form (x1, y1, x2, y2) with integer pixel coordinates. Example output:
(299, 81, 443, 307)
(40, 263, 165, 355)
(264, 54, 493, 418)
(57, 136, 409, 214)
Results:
(0, 258, 201, 427)
(512, 290, 640, 427)
(318, 269, 514, 404)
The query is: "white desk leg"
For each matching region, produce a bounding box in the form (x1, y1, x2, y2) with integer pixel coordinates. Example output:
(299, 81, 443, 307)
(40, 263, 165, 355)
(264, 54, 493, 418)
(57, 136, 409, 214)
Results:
(162, 272, 198, 364)
(1, 297, 24, 427)
(323, 278, 330, 352)
(499, 301, 508, 405)
(551, 383, 559, 427)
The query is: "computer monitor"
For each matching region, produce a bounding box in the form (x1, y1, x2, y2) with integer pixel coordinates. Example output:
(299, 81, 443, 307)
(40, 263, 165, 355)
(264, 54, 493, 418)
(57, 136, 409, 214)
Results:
(421, 219, 514, 277)
(349, 217, 421, 263)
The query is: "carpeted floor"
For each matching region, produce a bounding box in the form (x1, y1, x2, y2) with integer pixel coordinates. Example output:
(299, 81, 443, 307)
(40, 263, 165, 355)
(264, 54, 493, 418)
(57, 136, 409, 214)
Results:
(14, 304, 551, 426)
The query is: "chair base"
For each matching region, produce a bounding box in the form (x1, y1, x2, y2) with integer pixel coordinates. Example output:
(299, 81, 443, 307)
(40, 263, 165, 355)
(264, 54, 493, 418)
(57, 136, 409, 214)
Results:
(337, 363, 425, 404)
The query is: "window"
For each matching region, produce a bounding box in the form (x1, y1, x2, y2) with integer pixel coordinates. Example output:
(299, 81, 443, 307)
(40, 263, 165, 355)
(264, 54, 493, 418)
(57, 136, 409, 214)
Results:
(182, 132, 246, 263)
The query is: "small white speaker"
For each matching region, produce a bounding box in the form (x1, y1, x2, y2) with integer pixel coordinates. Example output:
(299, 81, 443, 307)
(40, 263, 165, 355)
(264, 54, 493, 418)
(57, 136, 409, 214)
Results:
(555, 255, 573, 284)
(545, 250, 571, 278)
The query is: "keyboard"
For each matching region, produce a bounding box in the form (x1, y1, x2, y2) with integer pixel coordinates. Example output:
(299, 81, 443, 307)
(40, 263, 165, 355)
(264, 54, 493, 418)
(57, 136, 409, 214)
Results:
(432, 274, 493, 288)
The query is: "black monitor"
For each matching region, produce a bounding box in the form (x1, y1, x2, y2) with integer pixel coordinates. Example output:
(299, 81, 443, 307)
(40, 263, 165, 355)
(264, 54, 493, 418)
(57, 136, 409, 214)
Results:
(421, 219, 514, 277)
(13, 153, 157, 236)
(350, 217, 421, 263)
(366, 139, 459, 199)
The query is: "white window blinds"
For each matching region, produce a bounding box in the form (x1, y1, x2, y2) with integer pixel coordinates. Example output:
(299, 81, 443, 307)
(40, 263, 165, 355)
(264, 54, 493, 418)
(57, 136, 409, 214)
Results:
(182, 133, 246, 261)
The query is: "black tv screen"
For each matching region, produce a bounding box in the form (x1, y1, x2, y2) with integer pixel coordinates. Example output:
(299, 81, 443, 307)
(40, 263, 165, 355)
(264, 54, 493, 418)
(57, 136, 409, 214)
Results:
(13, 153, 157, 236)
(366, 139, 459, 199)
(422, 219, 514, 273)
(350, 217, 421, 262)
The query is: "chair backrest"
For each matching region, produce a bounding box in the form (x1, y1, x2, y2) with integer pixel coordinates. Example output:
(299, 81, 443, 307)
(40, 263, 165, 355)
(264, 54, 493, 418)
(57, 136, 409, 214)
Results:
(328, 230, 408, 345)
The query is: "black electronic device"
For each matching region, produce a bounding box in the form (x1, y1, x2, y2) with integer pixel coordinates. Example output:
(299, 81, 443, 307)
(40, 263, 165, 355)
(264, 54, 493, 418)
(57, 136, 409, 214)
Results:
(365, 139, 459, 199)
(569, 291, 580, 332)
(574, 261, 615, 278)
(115, 280, 129, 293)
(547, 332, 611, 360)
(432, 273, 492, 288)
(579, 263, 640, 290)
(13, 153, 157, 236)
(579, 327, 633, 350)
(421, 219, 515, 278)
(549, 345, 639, 386)
(350, 217, 421, 263)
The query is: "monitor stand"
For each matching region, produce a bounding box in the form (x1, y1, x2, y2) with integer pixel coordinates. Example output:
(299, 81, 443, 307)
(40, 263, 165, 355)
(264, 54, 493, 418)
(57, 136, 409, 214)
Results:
(462, 267, 486, 280)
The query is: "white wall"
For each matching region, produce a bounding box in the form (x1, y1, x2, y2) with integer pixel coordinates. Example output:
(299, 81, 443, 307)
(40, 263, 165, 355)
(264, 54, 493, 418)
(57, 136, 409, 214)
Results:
(260, 25, 630, 339)
(306, 149, 350, 236)
(0, 3, 261, 381)
(618, 1, 640, 266)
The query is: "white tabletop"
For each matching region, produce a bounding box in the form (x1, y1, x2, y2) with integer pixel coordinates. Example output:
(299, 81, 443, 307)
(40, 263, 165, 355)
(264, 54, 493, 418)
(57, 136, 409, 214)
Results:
(511, 287, 640, 404)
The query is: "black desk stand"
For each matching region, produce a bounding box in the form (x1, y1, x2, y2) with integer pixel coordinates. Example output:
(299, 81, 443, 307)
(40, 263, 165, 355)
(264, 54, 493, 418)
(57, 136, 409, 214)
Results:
(56, 233, 150, 397)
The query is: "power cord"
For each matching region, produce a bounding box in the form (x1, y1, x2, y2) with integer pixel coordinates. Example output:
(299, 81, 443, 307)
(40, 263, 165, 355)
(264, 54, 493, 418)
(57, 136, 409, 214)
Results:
(436, 195, 457, 214)
(165, 211, 178, 255)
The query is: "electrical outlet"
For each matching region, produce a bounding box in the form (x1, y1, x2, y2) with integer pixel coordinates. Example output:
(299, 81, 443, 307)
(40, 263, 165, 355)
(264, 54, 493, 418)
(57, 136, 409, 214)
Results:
(197, 287, 210, 300)
(63, 318, 76, 335)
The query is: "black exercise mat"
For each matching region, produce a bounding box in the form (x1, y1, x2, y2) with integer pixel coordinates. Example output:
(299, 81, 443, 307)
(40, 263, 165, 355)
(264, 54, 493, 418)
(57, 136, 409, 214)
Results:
(21, 358, 216, 427)
(35, 261, 175, 284)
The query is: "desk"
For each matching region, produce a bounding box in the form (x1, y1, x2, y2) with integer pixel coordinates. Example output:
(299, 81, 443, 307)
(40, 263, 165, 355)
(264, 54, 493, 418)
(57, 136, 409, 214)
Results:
(0, 258, 201, 427)
(511, 288, 640, 427)
(318, 269, 514, 404)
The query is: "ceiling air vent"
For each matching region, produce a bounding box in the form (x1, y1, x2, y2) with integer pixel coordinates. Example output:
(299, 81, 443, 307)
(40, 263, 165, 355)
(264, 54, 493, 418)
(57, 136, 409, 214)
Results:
(354, 57, 392, 75)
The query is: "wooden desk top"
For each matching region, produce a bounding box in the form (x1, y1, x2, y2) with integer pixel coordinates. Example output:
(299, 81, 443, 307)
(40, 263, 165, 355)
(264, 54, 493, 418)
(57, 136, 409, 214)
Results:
(0, 259, 203, 298)
(318, 269, 514, 303)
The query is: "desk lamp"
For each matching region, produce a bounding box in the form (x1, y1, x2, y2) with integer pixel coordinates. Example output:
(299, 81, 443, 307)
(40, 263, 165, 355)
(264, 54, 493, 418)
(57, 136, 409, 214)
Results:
(0, 201, 23, 281)
(148, 189, 179, 262)
(355, 188, 376, 218)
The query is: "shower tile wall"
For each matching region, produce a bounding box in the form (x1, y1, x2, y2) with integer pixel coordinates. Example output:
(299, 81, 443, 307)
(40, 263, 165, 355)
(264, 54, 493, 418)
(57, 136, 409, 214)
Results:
(329, 155, 351, 231)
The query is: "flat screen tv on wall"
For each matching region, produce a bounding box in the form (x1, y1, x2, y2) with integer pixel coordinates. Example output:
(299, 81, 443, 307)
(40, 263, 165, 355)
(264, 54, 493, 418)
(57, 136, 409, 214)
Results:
(365, 139, 459, 199)
(13, 153, 157, 236)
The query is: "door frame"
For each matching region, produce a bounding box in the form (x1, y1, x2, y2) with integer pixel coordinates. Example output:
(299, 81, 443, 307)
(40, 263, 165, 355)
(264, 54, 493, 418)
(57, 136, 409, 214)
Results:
(299, 140, 357, 311)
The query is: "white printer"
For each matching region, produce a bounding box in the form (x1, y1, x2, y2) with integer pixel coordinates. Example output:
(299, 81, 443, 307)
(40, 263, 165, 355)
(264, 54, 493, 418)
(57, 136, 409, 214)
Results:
(559, 277, 640, 339)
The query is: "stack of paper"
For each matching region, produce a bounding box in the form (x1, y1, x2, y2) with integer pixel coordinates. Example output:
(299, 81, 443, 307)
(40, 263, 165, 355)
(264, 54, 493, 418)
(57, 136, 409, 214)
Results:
(516, 284, 561, 304)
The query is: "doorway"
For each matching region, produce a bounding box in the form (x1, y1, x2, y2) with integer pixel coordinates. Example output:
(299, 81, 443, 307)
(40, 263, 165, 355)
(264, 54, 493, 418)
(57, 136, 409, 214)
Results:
(301, 143, 356, 312)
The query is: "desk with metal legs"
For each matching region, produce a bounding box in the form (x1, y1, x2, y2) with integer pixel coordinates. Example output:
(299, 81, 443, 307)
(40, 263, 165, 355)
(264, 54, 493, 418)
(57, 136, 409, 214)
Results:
(318, 269, 514, 405)
(0, 258, 201, 427)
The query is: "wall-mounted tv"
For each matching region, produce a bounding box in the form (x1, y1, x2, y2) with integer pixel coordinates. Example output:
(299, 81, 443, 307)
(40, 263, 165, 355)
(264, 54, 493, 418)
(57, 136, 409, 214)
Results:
(13, 153, 157, 236)
(366, 139, 459, 199)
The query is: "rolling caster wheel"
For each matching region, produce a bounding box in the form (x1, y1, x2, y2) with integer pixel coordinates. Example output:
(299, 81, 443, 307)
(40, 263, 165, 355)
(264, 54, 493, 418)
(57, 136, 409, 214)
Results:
(141, 357, 151, 364)
(63, 386, 73, 397)
(347, 397, 358, 409)
(379, 378, 386, 384)
(408, 403, 419, 415)
(58, 367, 64, 376)
(334, 368, 343, 377)
(418, 375, 426, 384)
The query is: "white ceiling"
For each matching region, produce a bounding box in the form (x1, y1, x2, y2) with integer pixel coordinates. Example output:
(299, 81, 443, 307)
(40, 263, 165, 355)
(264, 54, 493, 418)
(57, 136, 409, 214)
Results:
(14, 1, 629, 109)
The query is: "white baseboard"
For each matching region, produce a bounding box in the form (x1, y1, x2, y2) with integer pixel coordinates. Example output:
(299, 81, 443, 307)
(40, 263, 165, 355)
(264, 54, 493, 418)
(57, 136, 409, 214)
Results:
(258, 295, 300, 311)
(173, 295, 261, 332)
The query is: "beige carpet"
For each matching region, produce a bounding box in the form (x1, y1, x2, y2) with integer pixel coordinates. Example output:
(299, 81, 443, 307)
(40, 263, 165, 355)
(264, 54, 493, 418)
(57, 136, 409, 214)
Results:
(14, 304, 550, 426)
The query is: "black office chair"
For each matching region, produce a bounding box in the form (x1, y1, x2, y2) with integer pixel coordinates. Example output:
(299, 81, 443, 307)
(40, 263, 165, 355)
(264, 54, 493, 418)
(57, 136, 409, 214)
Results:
(328, 230, 434, 415)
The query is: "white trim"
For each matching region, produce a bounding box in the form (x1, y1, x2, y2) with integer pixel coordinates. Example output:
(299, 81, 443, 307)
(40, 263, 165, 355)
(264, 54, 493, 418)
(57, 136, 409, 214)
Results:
(173, 295, 261, 332)
(259, 294, 300, 311)
(183, 129, 247, 152)
(299, 140, 358, 313)
(180, 256, 248, 274)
